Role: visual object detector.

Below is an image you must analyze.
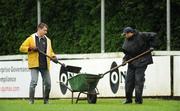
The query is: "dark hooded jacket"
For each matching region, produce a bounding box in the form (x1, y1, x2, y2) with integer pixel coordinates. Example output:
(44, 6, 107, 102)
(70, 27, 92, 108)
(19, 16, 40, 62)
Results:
(122, 30, 156, 67)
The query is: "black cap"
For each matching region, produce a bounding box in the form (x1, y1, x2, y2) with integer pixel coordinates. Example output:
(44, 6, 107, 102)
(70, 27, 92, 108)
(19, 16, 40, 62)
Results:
(123, 27, 134, 33)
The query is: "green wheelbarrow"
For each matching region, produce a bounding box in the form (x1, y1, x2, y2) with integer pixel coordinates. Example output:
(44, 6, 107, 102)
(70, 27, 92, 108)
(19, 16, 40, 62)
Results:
(60, 73, 102, 104)
(60, 49, 153, 104)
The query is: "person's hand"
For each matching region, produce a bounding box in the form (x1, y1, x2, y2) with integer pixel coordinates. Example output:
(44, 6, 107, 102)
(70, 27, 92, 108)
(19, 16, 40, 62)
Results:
(28, 47, 38, 52)
(150, 47, 154, 51)
(61, 63, 66, 68)
(52, 56, 59, 64)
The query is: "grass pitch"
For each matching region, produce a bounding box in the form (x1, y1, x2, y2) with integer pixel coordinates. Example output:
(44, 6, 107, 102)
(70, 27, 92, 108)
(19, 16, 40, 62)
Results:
(0, 98, 180, 111)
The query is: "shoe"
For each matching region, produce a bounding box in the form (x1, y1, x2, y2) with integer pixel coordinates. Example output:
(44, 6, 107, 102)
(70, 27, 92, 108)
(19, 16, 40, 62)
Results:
(135, 101, 142, 104)
(123, 100, 132, 104)
(44, 100, 49, 104)
(29, 100, 34, 104)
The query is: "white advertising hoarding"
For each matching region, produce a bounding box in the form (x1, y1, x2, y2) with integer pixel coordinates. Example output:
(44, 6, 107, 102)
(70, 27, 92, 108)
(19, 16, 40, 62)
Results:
(0, 56, 171, 98)
(174, 56, 180, 96)
(0, 61, 43, 98)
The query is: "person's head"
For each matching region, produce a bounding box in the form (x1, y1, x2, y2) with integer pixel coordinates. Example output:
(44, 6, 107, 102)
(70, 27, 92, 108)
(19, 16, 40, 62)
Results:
(37, 23, 48, 37)
(122, 27, 135, 39)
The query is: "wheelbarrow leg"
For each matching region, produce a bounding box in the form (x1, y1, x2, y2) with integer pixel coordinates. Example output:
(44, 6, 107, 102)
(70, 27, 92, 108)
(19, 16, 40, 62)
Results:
(76, 92, 81, 104)
(60, 82, 74, 104)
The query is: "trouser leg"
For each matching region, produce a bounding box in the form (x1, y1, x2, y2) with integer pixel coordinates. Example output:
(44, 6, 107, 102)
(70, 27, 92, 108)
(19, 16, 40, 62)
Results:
(125, 65, 135, 102)
(40, 69, 51, 103)
(135, 66, 147, 103)
(29, 69, 39, 103)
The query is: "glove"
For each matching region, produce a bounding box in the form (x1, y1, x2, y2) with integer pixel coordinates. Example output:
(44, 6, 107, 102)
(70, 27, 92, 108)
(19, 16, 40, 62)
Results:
(52, 56, 59, 64)
(150, 47, 154, 51)
(61, 63, 66, 68)
(28, 47, 38, 52)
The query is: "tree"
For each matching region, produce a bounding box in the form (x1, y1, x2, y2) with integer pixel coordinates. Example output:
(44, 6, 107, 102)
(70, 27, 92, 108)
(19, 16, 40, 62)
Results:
(0, 0, 179, 55)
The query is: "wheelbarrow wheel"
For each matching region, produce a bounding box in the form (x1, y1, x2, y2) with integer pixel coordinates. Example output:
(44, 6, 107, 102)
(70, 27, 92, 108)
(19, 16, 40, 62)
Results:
(87, 89, 97, 104)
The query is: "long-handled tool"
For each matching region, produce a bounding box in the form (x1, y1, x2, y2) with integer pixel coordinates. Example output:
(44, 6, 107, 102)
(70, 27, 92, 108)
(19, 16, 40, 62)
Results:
(100, 49, 153, 77)
(38, 49, 81, 73)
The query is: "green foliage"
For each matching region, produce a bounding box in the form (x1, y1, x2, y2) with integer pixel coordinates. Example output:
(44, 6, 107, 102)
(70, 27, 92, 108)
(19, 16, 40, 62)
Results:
(40, 0, 101, 53)
(0, 0, 37, 55)
(171, 0, 180, 50)
(105, 0, 167, 51)
(0, 0, 179, 55)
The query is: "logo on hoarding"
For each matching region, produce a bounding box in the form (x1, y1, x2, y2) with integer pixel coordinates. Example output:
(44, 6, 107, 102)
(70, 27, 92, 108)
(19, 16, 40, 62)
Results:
(110, 61, 126, 94)
(110, 62, 119, 94)
(59, 66, 68, 95)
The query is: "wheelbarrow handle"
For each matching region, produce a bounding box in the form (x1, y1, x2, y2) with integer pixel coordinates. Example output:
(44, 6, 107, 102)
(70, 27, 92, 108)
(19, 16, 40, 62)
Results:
(38, 48, 82, 73)
(101, 49, 153, 77)
(37, 48, 63, 65)
(58, 81, 73, 92)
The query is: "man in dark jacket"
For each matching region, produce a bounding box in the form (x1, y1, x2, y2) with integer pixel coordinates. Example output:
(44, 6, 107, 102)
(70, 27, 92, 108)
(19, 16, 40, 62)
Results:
(122, 27, 156, 104)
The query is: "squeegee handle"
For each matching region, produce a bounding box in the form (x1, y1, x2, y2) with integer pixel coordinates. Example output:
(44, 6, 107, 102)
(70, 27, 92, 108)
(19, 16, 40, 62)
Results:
(101, 49, 153, 77)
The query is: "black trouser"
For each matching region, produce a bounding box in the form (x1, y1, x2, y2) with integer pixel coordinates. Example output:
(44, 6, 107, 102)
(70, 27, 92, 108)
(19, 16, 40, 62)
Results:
(125, 64, 147, 103)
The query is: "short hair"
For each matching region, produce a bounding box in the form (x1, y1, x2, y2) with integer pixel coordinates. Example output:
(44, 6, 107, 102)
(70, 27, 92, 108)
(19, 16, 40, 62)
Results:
(37, 22, 48, 29)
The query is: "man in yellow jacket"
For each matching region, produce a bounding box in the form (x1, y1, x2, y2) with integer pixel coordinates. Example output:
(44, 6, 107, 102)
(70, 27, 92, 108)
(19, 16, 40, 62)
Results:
(19, 23, 58, 104)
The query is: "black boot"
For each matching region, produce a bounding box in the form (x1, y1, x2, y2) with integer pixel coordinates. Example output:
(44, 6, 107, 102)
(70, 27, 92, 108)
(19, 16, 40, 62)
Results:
(29, 88, 35, 104)
(123, 100, 132, 104)
(123, 92, 132, 104)
(135, 92, 143, 104)
(44, 88, 50, 104)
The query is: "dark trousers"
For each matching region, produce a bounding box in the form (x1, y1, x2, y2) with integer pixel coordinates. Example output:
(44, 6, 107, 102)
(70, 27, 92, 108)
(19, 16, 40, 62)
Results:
(125, 64, 147, 103)
(29, 68, 51, 102)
